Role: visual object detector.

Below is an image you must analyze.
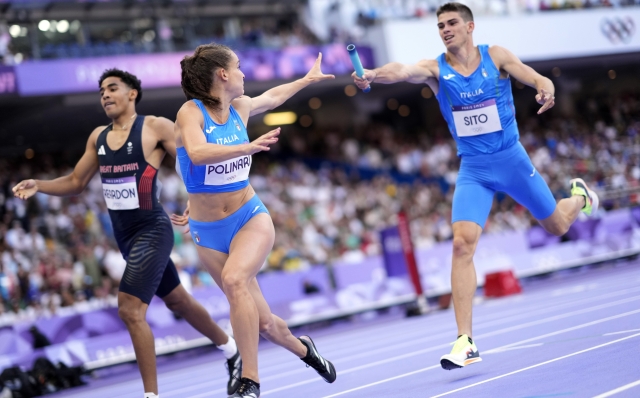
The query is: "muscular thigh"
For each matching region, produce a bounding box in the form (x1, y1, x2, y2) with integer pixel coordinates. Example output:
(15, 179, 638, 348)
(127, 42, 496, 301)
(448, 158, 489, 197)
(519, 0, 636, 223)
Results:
(119, 223, 174, 305)
(495, 150, 556, 221)
(223, 213, 275, 282)
(195, 245, 228, 288)
(196, 213, 275, 289)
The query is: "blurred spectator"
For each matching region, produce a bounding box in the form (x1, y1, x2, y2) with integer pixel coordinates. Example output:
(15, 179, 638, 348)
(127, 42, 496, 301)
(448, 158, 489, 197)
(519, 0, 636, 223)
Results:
(0, 90, 638, 323)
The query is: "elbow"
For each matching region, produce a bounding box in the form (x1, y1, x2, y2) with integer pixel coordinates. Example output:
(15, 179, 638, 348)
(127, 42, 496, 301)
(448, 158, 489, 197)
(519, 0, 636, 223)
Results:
(71, 182, 86, 196)
(186, 149, 206, 166)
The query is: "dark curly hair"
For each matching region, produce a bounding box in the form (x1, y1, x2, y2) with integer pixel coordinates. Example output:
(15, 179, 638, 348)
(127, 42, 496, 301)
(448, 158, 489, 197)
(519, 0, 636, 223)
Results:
(437, 2, 474, 22)
(98, 68, 143, 104)
(180, 43, 233, 110)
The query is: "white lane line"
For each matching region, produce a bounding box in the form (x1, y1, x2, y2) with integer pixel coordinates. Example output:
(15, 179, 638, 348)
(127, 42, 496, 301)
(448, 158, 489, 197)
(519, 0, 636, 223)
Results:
(603, 329, 640, 336)
(482, 297, 640, 348)
(163, 285, 640, 397)
(593, 379, 640, 398)
(260, 307, 640, 396)
(429, 333, 640, 398)
(483, 308, 640, 354)
(321, 365, 440, 398)
(60, 272, 640, 398)
(158, 285, 640, 397)
(484, 343, 544, 354)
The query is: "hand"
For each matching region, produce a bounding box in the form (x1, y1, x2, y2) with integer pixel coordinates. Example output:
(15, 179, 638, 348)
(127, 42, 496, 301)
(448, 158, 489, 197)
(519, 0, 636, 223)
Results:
(303, 53, 336, 84)
(351, 69, 375, 91)
(12, 179, 38, 200)
(536, 88, 555, 114)
(170, 200, 190, 234)
(247, 127, 280, 155)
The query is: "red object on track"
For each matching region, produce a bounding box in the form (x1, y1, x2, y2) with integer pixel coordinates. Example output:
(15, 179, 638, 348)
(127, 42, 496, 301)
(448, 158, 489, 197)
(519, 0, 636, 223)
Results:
(484, 270, 522, 297)
(397, 211, 423, 296)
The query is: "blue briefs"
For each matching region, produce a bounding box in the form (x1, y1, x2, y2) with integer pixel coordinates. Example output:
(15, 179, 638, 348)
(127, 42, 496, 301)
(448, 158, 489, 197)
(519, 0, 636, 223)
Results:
(452, 142, 557, 229)
(188, 194, 270, 254)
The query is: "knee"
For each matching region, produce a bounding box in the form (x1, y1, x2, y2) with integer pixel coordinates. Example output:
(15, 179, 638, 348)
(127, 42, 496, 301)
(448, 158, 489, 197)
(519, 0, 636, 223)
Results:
(452, 235, 475, 259)
(164, 295, 190, 316)
(258, 314, 275, 335)
(545, 223, 569, 237)
(221, 273, 248, 297)
(118, 302, 145, 326)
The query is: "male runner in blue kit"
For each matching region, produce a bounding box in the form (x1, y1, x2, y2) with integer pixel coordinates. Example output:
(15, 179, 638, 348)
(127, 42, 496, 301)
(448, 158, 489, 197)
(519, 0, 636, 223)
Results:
(13, 69, 242, 397)
(353, 2, 599, 370)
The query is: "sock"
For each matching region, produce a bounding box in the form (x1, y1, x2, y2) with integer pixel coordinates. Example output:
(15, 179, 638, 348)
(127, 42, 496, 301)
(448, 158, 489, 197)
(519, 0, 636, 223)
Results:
(144, 393, 158, 398)
(217, 335, 238, 359)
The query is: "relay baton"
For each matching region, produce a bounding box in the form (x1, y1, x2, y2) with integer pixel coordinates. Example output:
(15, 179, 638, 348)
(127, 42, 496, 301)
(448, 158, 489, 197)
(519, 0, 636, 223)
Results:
(347, 44, 371, 93)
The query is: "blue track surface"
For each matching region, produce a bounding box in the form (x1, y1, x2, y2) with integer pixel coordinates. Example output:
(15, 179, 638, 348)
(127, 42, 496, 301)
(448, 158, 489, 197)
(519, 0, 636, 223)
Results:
(55, 262, 640, 398)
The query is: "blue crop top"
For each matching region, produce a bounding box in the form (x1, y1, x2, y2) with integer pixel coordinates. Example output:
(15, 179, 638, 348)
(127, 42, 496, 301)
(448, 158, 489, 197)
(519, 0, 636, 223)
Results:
(177, 99, 252, 194)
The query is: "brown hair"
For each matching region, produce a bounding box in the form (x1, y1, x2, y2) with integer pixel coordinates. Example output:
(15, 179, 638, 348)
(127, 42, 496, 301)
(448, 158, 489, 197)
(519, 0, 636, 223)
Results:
(180, 43, 233, 109)
(436, 2, 474, 22)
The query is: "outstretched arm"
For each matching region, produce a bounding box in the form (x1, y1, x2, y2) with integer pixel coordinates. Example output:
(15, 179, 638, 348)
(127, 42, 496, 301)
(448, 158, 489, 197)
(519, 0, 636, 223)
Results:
(232, 53, 335, 124)
(13, 127, 102, 199)
(489, 45, 555, 114)
(352, 59, 437, 90)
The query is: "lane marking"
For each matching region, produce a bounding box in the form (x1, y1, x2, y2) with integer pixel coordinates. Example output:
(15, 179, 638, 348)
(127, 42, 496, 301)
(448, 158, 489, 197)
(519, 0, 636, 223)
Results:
(430, 333, 640, 398)
(484, 343, 544, 354)
(261, 307, 640, 396)
(593, 379, 640, 398)
(603, 329, 640, 336)
(321, 365, 440, 398)
(170, 290, 640, 397)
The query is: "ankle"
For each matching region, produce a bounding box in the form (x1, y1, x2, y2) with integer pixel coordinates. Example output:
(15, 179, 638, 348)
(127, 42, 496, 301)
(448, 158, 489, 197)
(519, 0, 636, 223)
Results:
(217, 335, 238, 359)
(241, 376, 260, 387)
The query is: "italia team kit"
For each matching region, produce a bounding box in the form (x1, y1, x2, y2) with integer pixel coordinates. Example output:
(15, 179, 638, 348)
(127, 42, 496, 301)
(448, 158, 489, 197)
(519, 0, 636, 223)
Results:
(177, 99, 269, 253)
(96, 116, 180, 304)
(435, 44, 557, 228)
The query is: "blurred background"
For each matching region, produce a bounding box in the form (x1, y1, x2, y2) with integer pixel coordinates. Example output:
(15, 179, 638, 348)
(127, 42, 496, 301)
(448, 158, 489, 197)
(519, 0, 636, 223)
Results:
(0, 0, 640, 390)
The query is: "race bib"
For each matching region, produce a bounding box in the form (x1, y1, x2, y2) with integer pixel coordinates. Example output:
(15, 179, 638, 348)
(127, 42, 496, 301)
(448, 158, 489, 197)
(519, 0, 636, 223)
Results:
(102, 177, 139, 210)
(204, 155, 252, 185)
(452, 99, 503, 137)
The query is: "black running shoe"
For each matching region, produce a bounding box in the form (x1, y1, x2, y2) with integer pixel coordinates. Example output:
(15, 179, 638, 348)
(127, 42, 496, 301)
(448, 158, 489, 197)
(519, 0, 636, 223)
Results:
(299, 336, 337, 383)
(228, 377, 260, 398)
(225, 351, 243, 395)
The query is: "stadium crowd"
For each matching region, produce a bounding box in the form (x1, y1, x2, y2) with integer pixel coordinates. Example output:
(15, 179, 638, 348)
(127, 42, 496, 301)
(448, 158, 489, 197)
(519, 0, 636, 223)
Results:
(0, 90, 638, 323)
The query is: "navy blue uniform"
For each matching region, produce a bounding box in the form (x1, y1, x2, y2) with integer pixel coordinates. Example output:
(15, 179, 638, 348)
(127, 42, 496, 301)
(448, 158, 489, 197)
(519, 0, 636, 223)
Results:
(96, 115, 180, 304)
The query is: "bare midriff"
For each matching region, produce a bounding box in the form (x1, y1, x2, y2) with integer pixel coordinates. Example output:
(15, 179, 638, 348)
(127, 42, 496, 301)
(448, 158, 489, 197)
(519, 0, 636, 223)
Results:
(188, 185, 255, 222)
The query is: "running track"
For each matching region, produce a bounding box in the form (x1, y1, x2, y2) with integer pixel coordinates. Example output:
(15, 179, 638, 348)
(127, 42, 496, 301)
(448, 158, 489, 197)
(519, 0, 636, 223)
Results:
(55, 261, 640, 397)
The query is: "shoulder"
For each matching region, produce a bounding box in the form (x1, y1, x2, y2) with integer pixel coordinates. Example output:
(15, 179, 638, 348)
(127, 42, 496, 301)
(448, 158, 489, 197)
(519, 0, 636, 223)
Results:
(88, 125, 108, 146)
(415, 59, 439, 77)
(177, 100, 200, 115)
(231, 95, 251, 111)
(417, 58, 439, 70)
(176, 101, 205, 129)
(144, 116, 174, 141)
(145, 115, 174, 130)
(177, 101, 203, 120)
(488, 45, 515, 60)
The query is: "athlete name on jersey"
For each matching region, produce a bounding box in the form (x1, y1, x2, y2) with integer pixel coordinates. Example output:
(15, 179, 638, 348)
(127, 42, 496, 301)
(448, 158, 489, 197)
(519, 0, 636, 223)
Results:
(204, 155, 252, 185)
(215, 134, 240, 145)
(452, 99, 503, 137)
(99, 163, 139, 174)
(102, 176, 140, 210)
(460, 88, 484, 99)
